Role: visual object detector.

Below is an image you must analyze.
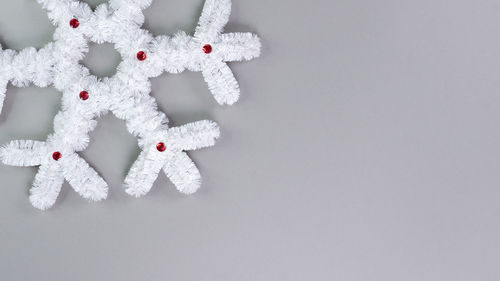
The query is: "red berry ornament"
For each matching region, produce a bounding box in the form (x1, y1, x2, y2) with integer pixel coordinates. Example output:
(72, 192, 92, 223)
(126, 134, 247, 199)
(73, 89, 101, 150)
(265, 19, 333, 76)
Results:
(137, 51, 147, 61)
(203, 44, 212, 54)
(79, 91, 89, 100)
(70, 19, 80, 28)
(52, 152, 62, 161)
(156, 142, 166, 152)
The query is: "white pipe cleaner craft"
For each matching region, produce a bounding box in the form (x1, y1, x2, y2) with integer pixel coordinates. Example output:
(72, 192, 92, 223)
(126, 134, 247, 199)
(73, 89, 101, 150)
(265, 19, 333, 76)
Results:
(0, 0, 261, 210)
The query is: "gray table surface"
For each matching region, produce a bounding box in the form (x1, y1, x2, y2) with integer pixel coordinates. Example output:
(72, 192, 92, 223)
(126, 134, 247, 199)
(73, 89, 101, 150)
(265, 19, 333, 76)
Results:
(1, 0, 499, 280)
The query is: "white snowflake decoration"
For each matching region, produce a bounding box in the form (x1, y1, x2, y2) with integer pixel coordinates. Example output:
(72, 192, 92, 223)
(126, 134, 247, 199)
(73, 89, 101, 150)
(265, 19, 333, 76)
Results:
(0, 0, 261, 210)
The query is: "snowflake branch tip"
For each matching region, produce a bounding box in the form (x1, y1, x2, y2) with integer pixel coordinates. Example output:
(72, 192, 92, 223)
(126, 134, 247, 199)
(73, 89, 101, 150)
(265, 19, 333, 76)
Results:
(29, 154, 109, 210)
(195, 0, 232, 42)
(1, 138, 107, 209)
(124, 120, 220, 197)
(62, 153, 108, 202)
(163, 152, 202, 195)
(220, 33, 261, 62)
(165, 120, 221, 151)
(30, 164, 65, 210)
(202, 61, 240, 105)
(187, 0, 261, 105)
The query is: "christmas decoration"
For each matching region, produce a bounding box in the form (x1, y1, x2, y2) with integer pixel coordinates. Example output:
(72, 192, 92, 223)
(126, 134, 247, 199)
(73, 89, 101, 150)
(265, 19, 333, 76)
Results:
(0, 0, 261, 210)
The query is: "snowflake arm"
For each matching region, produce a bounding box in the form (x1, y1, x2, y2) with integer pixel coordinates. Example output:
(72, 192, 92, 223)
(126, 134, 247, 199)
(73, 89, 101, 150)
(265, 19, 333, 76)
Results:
(0, 44, 56, 114)
(0, 140, 45, 167)
(164, 120, 220, 151)
(61, 153, 108, 202)
(202, 60, 241, 105)
(108, 82, 169, 138)
(124, 148, 165, 197)
(218, 33, 261, 62)
(163, 152, 202, 195)
(194, 0, 232, 43)
(0, 47, 12, 113)
(30, 163, 65, 210)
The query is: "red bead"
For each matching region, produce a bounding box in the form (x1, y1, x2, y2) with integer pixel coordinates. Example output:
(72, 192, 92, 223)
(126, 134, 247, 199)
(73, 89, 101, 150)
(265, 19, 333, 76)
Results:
(203, 44, 212, 54)
(79, 91, 89, 100)
(70, 19, 80, 28)
(156, 142, 166, 152)
(52, 152, 62, 161)
(137, 51, 147, 61)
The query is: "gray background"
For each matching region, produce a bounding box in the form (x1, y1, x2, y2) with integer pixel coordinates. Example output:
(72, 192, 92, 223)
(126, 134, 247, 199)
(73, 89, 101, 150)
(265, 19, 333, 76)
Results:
(0, 0, 499, 280)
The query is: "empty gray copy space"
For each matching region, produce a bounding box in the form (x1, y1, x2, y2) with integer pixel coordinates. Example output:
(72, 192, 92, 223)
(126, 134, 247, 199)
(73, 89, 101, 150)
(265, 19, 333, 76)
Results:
(1, 0, 499, 280)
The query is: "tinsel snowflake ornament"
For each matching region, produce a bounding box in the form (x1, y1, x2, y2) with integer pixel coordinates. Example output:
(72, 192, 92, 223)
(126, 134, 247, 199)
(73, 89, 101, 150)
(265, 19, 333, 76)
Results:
(0, 0, 261, 210)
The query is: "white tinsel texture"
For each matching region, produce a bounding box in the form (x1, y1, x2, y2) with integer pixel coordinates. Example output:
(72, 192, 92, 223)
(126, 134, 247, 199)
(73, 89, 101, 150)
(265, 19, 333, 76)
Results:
(0, 0, 260, 210)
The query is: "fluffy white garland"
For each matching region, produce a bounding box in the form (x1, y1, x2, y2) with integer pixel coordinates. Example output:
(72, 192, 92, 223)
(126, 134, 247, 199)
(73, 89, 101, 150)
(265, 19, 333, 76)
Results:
(0, 0, 261, 210)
